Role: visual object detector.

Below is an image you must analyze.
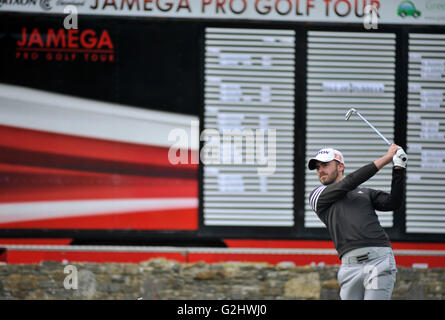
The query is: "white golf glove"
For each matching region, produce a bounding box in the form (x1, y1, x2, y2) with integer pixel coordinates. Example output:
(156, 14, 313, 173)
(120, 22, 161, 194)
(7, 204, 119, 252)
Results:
(393, 147, 408, 168)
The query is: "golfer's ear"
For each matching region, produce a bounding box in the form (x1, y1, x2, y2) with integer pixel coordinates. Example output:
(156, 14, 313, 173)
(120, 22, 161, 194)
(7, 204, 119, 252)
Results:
(338, 162, 345, 172)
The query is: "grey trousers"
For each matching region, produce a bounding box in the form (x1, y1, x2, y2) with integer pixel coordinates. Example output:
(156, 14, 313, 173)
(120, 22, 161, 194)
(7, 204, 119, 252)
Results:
(337, 247, 397, 300)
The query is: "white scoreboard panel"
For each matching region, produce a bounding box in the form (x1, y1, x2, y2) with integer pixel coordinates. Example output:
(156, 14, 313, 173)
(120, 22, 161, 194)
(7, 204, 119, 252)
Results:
(202, 28, 295, 227)
(406, 33, 445, 234)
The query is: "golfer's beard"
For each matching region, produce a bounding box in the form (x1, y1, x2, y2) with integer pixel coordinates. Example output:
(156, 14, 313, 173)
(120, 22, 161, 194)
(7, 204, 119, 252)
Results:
(320, 170, 339, 185)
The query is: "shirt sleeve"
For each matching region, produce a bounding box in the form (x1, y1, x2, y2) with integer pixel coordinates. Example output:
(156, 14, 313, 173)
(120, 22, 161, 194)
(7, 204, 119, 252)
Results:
(309, 162, 379, 213)
(370, 168, 406, 211)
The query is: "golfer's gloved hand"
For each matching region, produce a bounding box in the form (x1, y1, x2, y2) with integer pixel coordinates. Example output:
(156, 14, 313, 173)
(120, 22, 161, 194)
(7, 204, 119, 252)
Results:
(393, 147, 408, 168)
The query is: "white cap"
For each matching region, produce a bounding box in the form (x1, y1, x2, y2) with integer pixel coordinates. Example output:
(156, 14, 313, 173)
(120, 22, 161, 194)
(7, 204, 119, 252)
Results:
(308, 148, 344, 170)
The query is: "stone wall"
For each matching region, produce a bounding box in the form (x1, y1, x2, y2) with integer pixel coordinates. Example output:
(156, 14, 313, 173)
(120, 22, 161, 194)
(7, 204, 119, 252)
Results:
(0, 259, 444, 300)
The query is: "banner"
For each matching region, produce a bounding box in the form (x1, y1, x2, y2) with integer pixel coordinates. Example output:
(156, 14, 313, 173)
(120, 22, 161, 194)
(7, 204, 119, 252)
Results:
(1, 0, 445, 25)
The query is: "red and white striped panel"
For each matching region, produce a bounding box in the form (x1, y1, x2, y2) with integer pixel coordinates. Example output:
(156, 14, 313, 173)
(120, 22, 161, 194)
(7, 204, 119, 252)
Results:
(1, 240, 445, 267)
(0, 84, 199, 230)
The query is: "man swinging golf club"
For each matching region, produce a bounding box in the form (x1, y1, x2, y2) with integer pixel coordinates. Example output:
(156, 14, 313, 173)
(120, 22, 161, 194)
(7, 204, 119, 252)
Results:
(308, 142, 407, 300)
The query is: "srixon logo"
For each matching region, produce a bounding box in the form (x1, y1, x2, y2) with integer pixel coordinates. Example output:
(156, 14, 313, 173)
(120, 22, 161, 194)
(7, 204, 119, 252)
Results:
(15, 27, 115, 63)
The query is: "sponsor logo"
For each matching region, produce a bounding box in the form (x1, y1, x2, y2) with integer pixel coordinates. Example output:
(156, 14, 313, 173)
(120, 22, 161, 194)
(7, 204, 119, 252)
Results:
(0, 0, 51, 10)
(39, 0, 51, 10)
(0, 0, 36, 7)
(317, 150, 330, 156)
(423, 0, 445, 23)
(398, 0, 421, 18)
(334, 153, 342, 161)
(426, 0, 445, 11)
(15, 27, 115, 63)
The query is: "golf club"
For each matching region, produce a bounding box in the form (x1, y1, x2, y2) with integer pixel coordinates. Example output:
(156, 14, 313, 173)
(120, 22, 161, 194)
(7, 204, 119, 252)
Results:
(345, 107, 406, 161)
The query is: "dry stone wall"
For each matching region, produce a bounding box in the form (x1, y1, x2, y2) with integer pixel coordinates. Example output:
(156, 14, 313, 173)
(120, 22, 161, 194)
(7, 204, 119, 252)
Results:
(0, 258, 444, 300)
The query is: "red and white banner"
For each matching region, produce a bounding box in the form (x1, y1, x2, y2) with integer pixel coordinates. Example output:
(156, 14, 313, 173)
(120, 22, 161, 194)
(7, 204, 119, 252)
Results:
(0, 84, 199, 230)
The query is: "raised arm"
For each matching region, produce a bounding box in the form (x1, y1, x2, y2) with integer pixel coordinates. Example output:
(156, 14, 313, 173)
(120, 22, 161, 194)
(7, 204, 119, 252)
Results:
(373, 143, 399, 170)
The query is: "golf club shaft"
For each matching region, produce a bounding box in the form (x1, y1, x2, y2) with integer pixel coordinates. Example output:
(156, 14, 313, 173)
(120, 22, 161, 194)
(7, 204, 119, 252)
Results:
(355, 111, 391, 146)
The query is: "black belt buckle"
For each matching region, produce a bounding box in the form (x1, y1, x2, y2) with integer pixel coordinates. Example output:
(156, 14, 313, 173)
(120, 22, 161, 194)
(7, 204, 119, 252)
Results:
(356, 253, 369, 263)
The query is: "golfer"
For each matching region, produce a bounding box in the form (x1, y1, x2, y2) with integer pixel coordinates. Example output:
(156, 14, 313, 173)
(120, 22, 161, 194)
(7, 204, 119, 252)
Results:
(308, 144, 407, 300)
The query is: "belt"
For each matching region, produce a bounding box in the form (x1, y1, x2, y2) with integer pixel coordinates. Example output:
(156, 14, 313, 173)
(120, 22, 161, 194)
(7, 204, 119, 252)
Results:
(341, 247, 392, 264)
